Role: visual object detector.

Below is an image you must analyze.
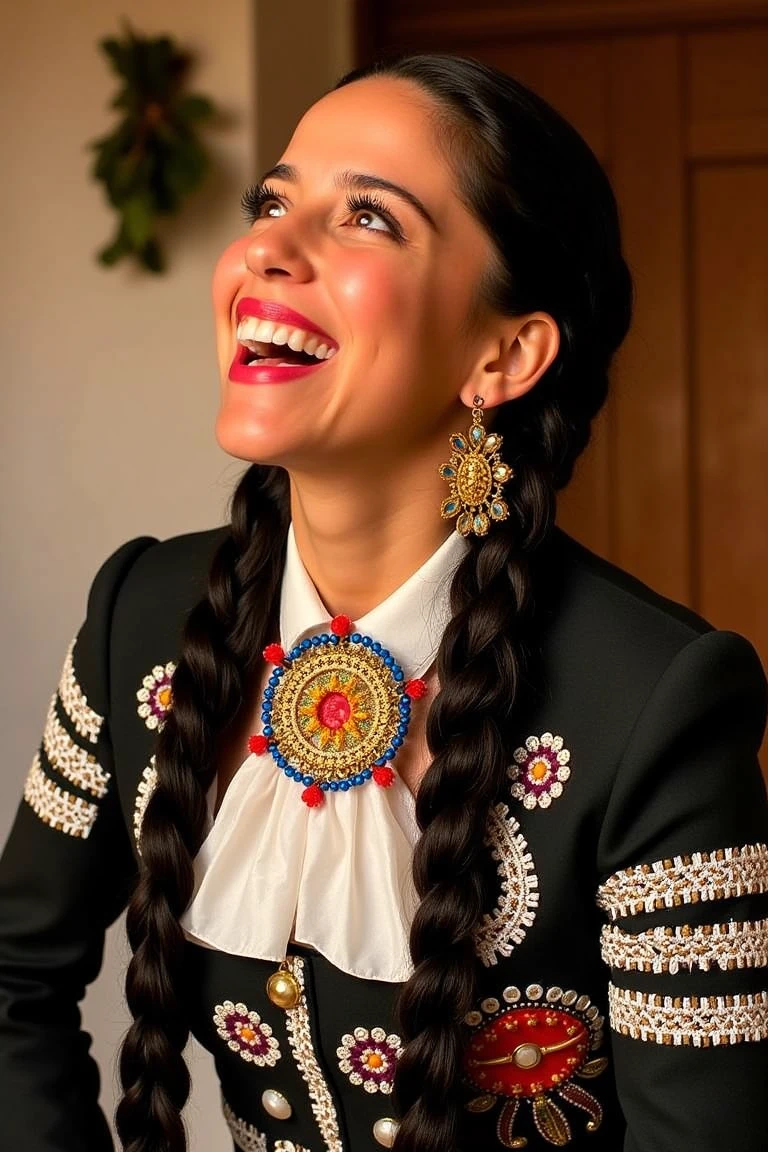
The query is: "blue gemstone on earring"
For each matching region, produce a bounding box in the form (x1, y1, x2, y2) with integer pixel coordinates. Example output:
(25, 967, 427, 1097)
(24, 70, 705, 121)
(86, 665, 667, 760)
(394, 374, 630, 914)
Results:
(330, 780, 339, 791)
(311, 636, 322, 646)
(301, 639, 312, 650)
(349, 632, 360, 643)
(372, 642, 382, 653)
(393, 669, 404, 681)
(362, 636, 372, 647)
(264, 687, 273, 698)
(470, 424, 484, 444)
(330, 635, 340, 645)
(340, 780, 351, 791)
(269, 675, 279, 686)
(451, 434, 467, 452)
(263, 726, 273, 737)
(397, 723, 408, 735)
(290, 647, 302, 659)
(277, 756, 287, 768)
(363, 768, 373, 779)
(374, 757, 386, 766)
(320, 633, 330, 643)
(302, 774, 313, 786)
(321, 782, 330, 791)
(384, 748, 396, 761)
(284, 767, 295, 778)
(392, 736, 403, 748)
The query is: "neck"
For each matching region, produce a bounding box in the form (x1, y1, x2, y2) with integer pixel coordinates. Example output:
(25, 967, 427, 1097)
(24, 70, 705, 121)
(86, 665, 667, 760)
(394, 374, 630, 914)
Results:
(288, 465, 456, 620)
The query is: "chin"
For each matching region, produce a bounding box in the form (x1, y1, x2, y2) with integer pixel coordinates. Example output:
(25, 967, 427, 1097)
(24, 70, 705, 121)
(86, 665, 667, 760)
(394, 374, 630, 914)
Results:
(215, 407, 282, 465)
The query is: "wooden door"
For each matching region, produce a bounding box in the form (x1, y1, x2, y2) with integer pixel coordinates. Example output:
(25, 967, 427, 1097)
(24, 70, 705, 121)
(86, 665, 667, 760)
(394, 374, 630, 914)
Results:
(357, 2, 768, 761)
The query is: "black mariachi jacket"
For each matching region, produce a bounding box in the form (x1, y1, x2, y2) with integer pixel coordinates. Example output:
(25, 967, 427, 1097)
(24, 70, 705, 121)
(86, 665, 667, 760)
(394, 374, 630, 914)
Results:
(1, 526, 768, 1152)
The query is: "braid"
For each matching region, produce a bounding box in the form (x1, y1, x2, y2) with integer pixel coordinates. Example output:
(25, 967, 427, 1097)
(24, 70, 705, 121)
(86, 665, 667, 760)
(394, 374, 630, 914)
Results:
(393, 451, 554, 1151)
(116, 464, 290, 1152)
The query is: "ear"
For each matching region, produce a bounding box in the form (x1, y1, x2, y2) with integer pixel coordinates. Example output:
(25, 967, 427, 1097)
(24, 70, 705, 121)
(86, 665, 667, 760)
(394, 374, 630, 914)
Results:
(460, 313, 560, 410)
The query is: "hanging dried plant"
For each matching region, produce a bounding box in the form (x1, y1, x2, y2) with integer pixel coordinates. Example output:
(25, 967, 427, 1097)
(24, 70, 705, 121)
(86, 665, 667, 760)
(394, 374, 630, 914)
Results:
(90, 24, 217, 272)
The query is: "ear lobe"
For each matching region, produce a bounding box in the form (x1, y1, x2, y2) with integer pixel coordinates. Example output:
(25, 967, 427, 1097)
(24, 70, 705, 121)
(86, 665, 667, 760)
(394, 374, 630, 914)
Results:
(463, 313, 560, 408)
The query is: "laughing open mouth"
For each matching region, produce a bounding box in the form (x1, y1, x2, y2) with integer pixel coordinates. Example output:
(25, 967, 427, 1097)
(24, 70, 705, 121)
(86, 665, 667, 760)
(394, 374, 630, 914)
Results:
(237, 316, 337, 367)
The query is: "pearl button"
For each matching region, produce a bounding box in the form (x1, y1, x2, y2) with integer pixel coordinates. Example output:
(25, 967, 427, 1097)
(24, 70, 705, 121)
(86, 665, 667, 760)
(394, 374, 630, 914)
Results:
(261, 1088, 292, 1120)
(373, 1117, 399, 1147)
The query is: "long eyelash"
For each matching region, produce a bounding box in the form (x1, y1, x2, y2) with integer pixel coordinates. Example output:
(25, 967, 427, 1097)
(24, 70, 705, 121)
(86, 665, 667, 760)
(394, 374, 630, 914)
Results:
(346, 192, 405, 242)
(240, 182, 283, 223)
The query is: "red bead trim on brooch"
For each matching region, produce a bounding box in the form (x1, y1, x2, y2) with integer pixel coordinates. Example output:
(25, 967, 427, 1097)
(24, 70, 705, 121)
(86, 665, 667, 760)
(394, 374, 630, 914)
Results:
(247, 621, 426, 808)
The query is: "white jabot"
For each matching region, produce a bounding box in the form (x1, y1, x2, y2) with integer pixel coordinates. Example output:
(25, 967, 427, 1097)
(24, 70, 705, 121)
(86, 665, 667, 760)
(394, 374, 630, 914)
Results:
(180, 524, 469, 982)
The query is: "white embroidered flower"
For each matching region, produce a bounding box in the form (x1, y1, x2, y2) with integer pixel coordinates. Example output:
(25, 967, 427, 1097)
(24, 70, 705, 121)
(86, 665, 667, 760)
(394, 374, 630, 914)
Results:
(509, 732, 571, 810)
(136, 662, 176, 730)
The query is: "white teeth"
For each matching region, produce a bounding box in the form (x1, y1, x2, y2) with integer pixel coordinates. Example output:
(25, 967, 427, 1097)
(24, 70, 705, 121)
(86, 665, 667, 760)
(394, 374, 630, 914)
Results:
(236, 315, 337, 360)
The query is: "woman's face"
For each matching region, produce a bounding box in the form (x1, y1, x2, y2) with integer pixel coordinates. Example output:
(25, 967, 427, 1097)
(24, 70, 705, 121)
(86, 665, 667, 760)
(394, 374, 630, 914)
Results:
(213, 76, 498, 472)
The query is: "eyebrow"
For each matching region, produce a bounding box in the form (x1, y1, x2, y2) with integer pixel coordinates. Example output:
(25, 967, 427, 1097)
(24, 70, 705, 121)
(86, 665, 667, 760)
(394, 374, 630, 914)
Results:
(259, 163, 438, 231)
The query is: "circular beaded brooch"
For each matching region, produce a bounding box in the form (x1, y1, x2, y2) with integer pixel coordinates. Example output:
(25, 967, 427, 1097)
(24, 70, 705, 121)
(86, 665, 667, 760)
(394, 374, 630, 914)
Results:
(248, 614, 426, 809)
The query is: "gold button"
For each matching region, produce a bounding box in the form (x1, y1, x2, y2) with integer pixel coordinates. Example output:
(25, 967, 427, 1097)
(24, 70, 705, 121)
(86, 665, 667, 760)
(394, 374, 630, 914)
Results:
(372, 1117, 399, 1147)
(266, 967, 301, 1010)
(261, 1088, 292, 1120)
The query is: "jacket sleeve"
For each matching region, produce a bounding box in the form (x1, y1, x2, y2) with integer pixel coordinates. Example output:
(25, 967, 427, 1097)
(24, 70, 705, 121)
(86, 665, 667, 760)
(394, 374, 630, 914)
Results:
(0, 537, 157, 1152)
(595, 629, 768, 1152)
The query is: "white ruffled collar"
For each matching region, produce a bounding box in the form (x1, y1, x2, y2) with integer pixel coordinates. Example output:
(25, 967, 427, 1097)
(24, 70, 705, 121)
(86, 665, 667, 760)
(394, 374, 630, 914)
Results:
(180, 524, 468, 981)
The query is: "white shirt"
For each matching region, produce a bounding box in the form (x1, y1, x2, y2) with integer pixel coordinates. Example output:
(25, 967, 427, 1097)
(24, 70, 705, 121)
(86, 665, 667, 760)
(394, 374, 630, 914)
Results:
(180, 523, 468, 981)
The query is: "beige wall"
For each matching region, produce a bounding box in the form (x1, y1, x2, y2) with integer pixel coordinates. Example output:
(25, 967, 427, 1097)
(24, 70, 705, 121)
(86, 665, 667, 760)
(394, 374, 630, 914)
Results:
(0, 0, 349, 1146)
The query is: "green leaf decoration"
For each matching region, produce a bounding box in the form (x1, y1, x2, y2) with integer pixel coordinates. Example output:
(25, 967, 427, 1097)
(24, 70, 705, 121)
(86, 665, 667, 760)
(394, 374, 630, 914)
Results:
(89, 23, 218, 273)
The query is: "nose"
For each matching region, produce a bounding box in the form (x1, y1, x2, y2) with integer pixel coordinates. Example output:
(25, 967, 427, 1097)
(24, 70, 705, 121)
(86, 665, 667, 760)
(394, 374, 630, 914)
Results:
(244, 219, 314, 282)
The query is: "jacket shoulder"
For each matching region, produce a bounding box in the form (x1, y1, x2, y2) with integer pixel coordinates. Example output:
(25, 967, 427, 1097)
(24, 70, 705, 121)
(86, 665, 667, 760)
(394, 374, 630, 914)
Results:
(114, 526, 228, 618)
(548, 528, 712, 654)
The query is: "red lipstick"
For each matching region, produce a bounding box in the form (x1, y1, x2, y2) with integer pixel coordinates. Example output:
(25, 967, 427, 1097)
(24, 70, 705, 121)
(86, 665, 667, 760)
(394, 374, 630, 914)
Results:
(229, 297, 338, 385)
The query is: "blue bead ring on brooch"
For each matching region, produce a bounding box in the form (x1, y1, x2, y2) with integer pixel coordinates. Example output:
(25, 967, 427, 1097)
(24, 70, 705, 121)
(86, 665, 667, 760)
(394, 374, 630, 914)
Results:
(248, 614, 427, 808)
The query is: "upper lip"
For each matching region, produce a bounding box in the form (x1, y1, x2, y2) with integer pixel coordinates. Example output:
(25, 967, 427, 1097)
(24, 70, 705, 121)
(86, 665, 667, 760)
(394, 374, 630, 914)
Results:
(235, 297, 337, 348)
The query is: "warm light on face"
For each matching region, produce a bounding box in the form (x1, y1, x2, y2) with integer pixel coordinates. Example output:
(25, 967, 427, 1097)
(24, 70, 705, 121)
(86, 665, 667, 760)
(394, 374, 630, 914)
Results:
(212, 76, 496, 476)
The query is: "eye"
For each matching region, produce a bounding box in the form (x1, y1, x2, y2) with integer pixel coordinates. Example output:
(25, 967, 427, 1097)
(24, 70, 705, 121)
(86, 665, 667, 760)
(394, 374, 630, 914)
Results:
(240, 183, 288, 224)
(345, 193, 405, 243)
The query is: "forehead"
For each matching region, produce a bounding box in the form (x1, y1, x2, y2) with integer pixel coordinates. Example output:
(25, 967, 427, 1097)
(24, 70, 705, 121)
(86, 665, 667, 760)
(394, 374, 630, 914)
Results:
(281, 77, 452, 187)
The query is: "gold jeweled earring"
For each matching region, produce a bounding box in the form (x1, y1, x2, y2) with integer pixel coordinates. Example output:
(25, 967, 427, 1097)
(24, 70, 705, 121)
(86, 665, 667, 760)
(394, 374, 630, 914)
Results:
(439, 396, 514, 537)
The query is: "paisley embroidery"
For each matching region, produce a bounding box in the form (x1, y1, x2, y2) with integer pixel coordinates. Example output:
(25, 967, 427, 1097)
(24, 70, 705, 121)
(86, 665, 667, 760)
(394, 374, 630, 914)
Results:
(337, 1027, 402, 1094)
(474, 803, 539, 966)
(136, 662, 175, 730)
(508, 732, 571, 810)
(213, 1000, 281, 1066)
(463, 984, 607, 1148)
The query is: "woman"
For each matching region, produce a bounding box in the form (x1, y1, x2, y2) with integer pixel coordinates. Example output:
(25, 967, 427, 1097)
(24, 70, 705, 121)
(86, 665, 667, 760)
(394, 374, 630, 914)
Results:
(1, 53, 767, 1152)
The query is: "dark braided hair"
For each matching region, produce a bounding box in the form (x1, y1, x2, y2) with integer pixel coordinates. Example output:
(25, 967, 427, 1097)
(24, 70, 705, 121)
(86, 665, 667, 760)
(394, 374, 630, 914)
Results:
(115, 53, 632, 1152)
(115, 465, 290, 1151)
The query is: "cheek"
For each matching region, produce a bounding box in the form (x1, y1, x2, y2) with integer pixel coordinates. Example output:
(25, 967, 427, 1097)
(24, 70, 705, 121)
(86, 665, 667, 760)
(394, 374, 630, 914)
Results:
(333, 251, 419, 337)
